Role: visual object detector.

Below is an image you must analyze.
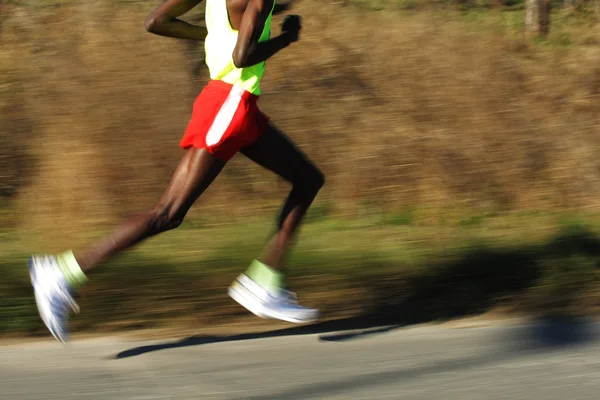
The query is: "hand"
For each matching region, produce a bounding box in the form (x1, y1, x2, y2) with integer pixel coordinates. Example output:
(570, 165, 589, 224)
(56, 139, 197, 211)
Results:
(281, 14, 302, 43)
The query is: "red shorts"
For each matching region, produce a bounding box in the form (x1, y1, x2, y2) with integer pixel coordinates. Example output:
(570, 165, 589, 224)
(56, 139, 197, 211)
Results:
(180, 80, 270, 161)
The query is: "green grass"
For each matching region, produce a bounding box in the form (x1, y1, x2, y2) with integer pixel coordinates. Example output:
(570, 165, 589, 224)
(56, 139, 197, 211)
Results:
(378, 209, 415, 226)
(3, 210, 600, 336)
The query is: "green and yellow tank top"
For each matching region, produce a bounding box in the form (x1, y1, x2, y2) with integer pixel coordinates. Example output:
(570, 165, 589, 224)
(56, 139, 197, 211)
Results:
(204, 0, 275, 96)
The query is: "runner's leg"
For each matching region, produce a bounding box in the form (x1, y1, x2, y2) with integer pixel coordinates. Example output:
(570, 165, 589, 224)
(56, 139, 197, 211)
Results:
(74, 147, 226, 273)
(29, 147, 226, 342)
(226, 124, 323, 323)
(240, 124, 325, 270)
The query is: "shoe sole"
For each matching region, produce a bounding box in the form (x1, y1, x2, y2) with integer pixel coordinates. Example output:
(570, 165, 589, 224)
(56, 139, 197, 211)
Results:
(28, 256, 67, 343)
(228, 283, 269, 319)
(228, 280, 318, 324)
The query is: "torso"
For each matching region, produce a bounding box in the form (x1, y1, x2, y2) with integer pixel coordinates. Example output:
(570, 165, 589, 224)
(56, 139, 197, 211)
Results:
(203, 0, 275, 95)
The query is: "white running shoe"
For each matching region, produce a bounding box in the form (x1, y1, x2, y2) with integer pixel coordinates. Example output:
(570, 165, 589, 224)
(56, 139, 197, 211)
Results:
(228, 274, 319, 324)
(28, 254, 79, 343)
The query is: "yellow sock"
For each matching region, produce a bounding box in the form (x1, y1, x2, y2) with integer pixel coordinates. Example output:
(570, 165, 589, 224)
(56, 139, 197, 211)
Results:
(56, 250, 88, 288)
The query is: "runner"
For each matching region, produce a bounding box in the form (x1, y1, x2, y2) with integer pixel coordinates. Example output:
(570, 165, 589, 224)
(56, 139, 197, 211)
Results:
(28, 0, 325, 343)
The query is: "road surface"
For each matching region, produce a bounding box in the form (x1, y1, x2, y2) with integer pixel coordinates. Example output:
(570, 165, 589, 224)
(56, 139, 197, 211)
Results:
(2, 318, 600, 399)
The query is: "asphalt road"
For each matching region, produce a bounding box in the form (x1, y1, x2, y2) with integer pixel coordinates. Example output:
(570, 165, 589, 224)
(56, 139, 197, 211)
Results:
(2, 318, 600, 399)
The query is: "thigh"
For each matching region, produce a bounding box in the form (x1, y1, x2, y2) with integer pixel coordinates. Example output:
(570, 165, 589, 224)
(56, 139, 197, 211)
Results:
(239, 124, 321, 184)
(158, 147, 226, 216)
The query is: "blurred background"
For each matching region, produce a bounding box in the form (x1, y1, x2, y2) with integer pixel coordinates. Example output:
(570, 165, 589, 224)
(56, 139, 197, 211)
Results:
(1, 0, 600, 338)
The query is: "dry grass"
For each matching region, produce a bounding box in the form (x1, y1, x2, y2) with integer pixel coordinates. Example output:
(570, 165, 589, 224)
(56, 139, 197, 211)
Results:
(2, 1, 600, 241)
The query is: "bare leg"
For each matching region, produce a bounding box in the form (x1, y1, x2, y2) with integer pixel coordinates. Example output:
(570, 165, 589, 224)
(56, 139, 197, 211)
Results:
(74, 148, 226, 273)
(240, 124, 325, 270)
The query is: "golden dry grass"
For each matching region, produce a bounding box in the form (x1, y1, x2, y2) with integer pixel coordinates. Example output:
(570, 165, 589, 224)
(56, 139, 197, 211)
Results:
(2, 1, 600, 243)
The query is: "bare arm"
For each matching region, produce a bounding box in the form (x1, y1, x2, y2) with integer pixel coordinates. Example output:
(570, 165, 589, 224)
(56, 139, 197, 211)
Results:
(232, 0, 300, 68)
(145, 0, 207, 41)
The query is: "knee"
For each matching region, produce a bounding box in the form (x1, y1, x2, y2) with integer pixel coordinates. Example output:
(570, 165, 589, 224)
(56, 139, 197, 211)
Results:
(313, 169, 326, 190)
(299, 167, 325, 193)
(148, 204, 184, 234)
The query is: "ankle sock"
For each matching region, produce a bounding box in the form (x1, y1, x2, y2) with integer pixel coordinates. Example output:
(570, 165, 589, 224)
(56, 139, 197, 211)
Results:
(56, 250, 88, 288)
(244, 259, 283, 293)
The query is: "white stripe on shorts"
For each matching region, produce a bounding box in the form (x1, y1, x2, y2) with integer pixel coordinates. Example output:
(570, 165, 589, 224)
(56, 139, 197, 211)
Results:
(205, 85, 245, 147)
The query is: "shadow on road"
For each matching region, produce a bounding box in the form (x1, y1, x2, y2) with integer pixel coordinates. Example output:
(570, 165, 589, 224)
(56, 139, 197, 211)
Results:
(115, 315, 599, 359)
(114, 317, 397, 359)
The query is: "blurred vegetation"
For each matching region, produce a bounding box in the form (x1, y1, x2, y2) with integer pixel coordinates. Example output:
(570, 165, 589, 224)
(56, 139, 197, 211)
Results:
(3, 212, 600, 336)
(1, 0, 600, 335)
